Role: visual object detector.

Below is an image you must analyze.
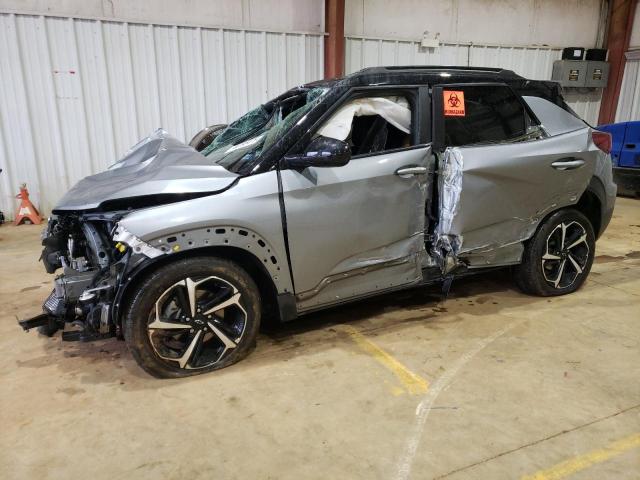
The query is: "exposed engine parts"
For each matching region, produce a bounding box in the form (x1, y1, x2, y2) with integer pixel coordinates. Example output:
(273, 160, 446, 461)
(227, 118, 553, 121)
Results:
(20, 212, 287, 343)
(22, 214, 128, 341)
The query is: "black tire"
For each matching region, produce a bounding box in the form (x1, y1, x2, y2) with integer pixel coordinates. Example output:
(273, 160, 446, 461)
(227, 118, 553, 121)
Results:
(124, 256, 261, 378)
(514, 209, 595, 296)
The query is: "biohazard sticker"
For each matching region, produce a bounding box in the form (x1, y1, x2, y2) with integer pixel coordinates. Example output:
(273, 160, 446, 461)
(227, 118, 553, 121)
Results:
(443, 90, 465, 116)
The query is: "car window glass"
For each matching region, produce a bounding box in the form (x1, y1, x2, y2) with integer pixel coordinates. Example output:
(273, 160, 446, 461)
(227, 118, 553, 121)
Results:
(443, 85, 535, 147)
(202, 87, 327, 174)
(316, 96, 414, 156)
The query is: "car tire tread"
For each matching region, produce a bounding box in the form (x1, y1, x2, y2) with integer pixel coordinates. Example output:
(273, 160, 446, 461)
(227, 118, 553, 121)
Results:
(514, 208, 595, 297)
(123, 256, 261, 378)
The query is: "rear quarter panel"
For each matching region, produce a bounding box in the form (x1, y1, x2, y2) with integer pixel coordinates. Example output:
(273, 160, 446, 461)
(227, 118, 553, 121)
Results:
(453, 128, 598, 260)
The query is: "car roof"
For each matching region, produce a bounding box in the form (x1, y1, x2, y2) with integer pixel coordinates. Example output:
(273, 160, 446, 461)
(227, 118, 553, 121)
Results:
(353, 65, 520, 77)
(302, 65, 573, 123)
(304, 65, 525, 89)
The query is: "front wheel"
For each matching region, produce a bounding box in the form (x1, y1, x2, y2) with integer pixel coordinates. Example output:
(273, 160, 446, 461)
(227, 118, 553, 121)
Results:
(514, 209, 595, 296)
(124, 257, 261, 378)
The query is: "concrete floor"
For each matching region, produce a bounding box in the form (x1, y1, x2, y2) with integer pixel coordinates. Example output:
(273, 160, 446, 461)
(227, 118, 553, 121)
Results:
(1, 198, 639, 480)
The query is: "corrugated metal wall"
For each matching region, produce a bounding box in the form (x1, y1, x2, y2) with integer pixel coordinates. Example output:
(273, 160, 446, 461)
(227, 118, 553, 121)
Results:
(0, 13, 324, 216)
(345, 36, 602, 126)
(615, 52, 640, 122)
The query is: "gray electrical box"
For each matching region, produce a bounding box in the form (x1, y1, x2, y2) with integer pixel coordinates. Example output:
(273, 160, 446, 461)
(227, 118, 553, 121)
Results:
(552, 59, 610, 88)
(552, 60, 587, 87)
(585, 61, 609, 88)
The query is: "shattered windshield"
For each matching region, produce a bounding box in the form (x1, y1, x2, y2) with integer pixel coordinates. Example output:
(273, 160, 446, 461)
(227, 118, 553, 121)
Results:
(202, 87, 328, 174)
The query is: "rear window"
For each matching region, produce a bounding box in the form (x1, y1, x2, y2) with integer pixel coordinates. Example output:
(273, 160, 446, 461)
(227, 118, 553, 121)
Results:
(443, 85, 531, 146)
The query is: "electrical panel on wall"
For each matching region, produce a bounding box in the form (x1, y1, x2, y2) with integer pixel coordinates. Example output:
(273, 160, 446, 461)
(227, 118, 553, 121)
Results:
(552, 60, 609, 88)
(584, 61, 609, 88)
(552, 48, 609, 88)
(552, 60, 587, 87)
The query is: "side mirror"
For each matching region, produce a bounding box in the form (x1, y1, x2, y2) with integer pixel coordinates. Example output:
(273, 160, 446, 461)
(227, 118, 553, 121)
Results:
(283, 136, 351, 169)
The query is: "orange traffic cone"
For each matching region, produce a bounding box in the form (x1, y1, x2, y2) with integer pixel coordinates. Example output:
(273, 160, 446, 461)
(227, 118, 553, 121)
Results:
(14, 184, 42, 225)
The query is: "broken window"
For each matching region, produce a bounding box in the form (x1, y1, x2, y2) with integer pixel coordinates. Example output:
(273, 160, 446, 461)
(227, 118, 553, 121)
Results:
(317, 96, 413, 156)
(202, 107, 271, 156)
(202, 87, 328, 174)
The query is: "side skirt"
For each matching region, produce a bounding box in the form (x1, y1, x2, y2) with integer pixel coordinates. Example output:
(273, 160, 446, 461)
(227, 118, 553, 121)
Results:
(285, 264, 510, 321)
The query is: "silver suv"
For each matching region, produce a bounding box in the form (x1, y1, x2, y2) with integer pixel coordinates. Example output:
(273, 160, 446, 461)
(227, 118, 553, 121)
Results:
(20, 66, 616, 378)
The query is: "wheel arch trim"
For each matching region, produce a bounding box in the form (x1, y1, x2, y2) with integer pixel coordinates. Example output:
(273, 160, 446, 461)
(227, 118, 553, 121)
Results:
(576, 176, 606, 238)
(527, 176, 605, 244)
(113, 227, 291, 328)
(145, 225, 290, 291)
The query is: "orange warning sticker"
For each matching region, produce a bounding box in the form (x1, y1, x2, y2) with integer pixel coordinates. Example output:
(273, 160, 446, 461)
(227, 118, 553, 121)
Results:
(443, 90, 465, 116)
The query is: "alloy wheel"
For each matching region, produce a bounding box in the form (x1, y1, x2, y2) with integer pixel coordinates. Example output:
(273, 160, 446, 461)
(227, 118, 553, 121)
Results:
(147, 276, 247, 370)
(541, 221, 590, 289)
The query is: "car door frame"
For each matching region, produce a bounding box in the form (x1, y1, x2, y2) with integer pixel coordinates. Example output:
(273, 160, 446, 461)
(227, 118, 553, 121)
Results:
(429, 81, 597, 269)
(431, 82, 542, 151)
(276, 84, 435, 313)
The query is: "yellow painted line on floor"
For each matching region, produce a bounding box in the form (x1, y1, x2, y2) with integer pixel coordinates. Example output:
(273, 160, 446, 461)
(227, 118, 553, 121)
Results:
(521, 432, 640, 480)
(342, 325, 428, 395)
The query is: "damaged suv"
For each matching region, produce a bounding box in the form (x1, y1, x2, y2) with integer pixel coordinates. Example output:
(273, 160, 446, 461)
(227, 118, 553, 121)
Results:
(20, 66, 616, 378)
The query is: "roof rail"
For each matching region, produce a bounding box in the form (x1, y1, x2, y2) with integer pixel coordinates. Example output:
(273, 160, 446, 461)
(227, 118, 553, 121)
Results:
(350, 65, 519, 77)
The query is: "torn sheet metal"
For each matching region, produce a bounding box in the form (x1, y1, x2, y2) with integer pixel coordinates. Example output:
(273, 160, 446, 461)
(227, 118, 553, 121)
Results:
(113, 226, 164, 259)
(433, 127, 599, 270)
(54, 129, 239, 212)
(281, 144, 431, 310)
(317, 96, 411, 141)
(433, 146, 544, 271)
(433, 147, 464, 273)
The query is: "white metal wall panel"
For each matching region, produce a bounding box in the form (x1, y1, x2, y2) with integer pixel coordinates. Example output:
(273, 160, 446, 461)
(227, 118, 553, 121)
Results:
(129, 23, 162, 142)
(563, 90, 604, 126)
(0, 12, 324, 216)
(104, 21, 141, 156)
(615, 54, 640, 122)
(0, 14, 41, 211)
(346, 36, 602, 126)
(74, 19, 118, 173)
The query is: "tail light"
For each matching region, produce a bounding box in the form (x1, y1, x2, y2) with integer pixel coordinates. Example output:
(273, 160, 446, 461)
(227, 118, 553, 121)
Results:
(592, 131, 611, 154)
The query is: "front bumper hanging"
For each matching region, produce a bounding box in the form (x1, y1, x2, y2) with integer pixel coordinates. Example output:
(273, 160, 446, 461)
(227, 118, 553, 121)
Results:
(18, 313, 50, 331)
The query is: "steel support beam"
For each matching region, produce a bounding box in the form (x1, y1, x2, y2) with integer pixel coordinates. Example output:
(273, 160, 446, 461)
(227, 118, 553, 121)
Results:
(324, 0, 345, 79)
(598, 0, 638, 125)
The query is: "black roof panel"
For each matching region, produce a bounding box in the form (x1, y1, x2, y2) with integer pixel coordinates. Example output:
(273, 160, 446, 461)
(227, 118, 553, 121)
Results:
(356, 65, 512, 74)
(344, 65, 523, 85)
(302, 65, 568, 113)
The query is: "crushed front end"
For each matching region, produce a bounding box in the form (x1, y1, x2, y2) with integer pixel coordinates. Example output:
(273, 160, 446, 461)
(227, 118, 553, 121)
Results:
(17, 130, 241, 342)
(19, 213, 131, 341)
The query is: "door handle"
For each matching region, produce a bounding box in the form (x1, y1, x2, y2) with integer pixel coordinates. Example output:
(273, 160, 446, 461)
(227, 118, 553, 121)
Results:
(551, 158, 585, 170)
(625, 144, 636, 149)
(395, 166, 428, 176)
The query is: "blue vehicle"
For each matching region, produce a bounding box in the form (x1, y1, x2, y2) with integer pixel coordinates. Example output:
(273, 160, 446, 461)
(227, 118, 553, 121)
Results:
(599, 121, 640, 196)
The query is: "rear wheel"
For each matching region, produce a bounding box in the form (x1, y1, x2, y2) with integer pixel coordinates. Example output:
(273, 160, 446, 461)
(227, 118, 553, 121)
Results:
(124, 257, 261, 378)
(514, 209, 595, 296)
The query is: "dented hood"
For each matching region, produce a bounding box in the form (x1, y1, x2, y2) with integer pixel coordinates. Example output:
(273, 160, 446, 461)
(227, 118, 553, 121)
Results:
(54, 129, 239, 211)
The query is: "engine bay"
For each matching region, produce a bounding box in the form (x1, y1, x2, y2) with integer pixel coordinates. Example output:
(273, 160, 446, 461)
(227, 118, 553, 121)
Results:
(29, 214, 130, 340)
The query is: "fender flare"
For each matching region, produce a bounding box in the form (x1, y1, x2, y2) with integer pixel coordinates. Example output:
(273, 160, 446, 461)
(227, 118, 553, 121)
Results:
(582, 176, 607, 238)
(584, 176, 606, 210)
(111, 225, 293, 326)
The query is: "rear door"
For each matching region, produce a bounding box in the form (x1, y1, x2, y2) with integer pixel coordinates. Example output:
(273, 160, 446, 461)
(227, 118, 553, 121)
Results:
(431, 83, 597, 267)
(619, 121, 640, 168)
